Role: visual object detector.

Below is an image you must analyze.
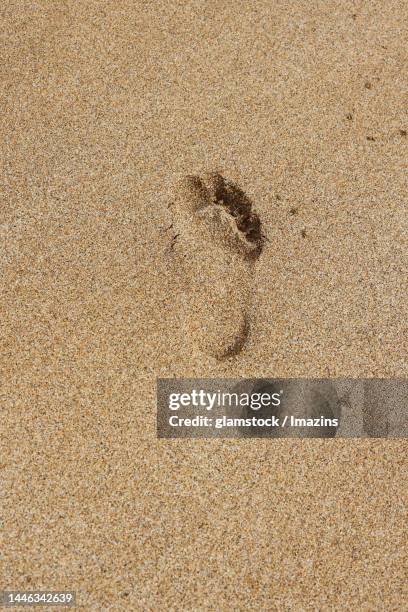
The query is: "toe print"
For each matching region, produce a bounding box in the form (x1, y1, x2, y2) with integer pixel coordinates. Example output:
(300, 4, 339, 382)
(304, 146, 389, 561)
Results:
(201, 172, 264, 258)
(171, 173, 264, 260)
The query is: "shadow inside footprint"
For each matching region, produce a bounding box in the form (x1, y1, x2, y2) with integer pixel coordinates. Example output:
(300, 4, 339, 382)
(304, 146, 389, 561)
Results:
(204, 174, 264, 258)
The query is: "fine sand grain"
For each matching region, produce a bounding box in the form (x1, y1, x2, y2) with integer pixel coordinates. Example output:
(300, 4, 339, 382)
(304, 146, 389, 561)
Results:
(1, 1, 408, 609)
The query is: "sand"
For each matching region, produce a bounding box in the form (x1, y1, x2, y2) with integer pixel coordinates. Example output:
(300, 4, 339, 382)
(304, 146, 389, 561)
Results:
(1, 1, 407, 609)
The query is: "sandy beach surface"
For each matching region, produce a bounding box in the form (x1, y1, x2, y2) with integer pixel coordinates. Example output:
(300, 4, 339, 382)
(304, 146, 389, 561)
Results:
(2, 1, 407, 609)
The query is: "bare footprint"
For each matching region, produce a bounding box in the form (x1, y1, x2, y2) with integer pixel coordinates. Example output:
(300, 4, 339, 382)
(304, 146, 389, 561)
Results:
(169, 172, 264, 360)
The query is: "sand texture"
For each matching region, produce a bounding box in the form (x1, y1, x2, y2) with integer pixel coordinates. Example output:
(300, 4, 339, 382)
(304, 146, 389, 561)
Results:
(1, 1, 408, 609)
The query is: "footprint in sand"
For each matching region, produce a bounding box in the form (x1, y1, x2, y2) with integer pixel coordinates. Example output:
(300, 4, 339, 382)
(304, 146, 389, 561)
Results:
(169, 172, 264, 360)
